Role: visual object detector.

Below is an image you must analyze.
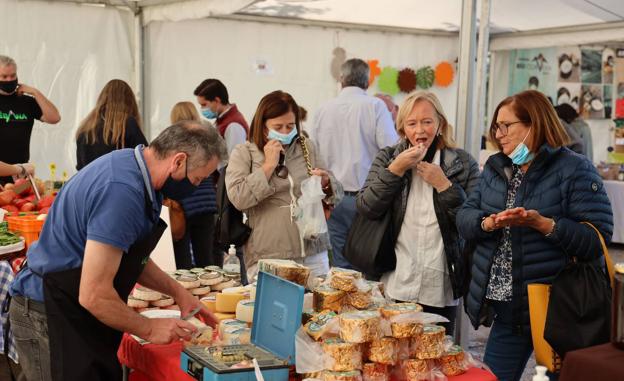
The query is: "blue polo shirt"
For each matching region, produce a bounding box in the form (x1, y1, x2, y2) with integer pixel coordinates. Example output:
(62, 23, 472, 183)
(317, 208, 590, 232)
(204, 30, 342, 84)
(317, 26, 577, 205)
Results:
(11, 147, 162, 302)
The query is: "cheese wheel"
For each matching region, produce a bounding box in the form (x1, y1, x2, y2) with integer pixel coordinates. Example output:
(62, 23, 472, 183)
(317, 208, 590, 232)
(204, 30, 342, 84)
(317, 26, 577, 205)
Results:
(136, 307, 160, 313)
(132, 287, 161, 302)
(201, 296, 217, 312)
(190, 267, 206, 274)
(249, 285, 257, 301)
(204, 265, 222, 272)
(211, 279, 237, 291)
(151, 296, 175, 307)
(223, 326, 251, 345)
(216, 293, 246, 313)
(164, 304, 180, 311)
(191, 286, 212, 296)
(235, 300, 255, 323)
(222, 286, 250, 298)
(199, 272, 223, 286)
(218, 318, 247, 338)
(127, 296, 149, 308)
(214, 312, 236, 321)
(177, 276, 201, 289)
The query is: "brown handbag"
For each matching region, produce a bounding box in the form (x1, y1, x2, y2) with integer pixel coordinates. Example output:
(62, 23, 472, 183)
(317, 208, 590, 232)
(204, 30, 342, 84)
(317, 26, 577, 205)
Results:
(163, 198, 186, 241)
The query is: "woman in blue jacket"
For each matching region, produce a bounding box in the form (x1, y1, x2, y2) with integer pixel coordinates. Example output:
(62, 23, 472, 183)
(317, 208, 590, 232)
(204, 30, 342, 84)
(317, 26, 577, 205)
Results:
(457, 90, 613, 381)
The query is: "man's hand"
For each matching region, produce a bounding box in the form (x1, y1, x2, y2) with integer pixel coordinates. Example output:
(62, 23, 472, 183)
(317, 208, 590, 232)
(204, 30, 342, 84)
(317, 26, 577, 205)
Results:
(144, 318, 196, 344)
(174, 289, 218, 328)
(16, 84, 38, 97)
(16, 83, 61, 124)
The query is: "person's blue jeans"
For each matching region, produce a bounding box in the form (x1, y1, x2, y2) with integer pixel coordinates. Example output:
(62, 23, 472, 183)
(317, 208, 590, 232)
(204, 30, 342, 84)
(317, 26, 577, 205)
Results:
(484, 301, 559, 381)
(327, 194, 357, 269)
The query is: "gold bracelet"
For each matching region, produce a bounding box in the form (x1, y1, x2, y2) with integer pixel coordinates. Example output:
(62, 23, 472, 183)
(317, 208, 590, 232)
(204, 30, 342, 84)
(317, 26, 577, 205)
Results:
(544, 218, 556, 237)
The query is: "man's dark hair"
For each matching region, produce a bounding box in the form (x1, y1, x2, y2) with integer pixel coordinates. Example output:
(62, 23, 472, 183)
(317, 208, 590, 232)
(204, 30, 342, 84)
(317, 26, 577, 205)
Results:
(194, 79, 229, 105)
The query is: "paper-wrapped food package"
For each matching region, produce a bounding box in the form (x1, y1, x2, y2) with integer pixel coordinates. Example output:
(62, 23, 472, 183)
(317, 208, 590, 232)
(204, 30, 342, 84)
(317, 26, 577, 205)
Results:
(305, 310, 338, 341)
(339, 310, 383, 343)
(322, 337, 363, 371)
(367, 337, 398, 365)
(329, 268, 363, 292)
(402, 359, 430, 381)
(437, 345, 467, 376)
(362, 363, 389, 381)
(346, 283, 372, 310)
(322, 370, 363, 381)
(380, 303, 423, 339)
(414, 325, 445, 360)
(257, 259, 311, 287)
(314, 285, 346, 313)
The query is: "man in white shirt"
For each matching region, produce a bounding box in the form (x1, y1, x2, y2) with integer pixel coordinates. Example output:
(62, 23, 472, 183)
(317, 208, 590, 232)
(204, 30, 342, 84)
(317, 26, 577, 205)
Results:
(309, 58, 398, 269)
(194, 79, 249, 155)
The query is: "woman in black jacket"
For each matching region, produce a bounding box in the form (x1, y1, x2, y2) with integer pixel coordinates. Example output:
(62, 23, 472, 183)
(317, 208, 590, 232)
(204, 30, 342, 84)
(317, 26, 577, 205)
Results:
(357, 91, 480, 334)
(75, 79, 147, 170)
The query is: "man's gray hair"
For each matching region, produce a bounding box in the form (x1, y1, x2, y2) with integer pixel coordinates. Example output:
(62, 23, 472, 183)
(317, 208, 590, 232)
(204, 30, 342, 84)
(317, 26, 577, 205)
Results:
(150, 120, 227, 169)
(341, 58, 369, 89)
(0, 55, 16, 69)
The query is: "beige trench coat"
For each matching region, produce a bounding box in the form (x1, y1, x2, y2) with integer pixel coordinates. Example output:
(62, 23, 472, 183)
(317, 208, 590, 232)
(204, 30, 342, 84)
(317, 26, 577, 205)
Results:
(225, 137, 339, 270)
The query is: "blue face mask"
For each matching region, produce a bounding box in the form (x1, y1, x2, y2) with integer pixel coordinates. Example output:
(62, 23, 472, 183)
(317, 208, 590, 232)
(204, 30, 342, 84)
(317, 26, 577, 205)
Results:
(507, 128, 535, 165)
(201, 108, 217, 119)
(268, 127, 298, 145)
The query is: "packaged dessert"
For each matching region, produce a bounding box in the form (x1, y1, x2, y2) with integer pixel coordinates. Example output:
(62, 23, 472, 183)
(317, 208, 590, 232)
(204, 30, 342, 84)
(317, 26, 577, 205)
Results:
(346, 284, 372, 310)
(379, 303, 423, 318)
(414, 325, 445, 360)
(362, 363, 389, 381)
(257, 259, 311, 287)
(322, 337, 363, 371)
(314, 285, 346, 313)
(339, 310, 382, 343)
(367, 337, 398, 365)
(329, 268, 363, 292)
(402, 359, 430, 381)
(437, 345, 467, 376)
(305, 310, 338, 341)
(322, 370, 362, 381)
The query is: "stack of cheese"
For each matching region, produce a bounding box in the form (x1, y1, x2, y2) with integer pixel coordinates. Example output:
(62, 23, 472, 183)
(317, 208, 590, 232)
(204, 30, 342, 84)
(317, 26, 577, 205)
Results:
(303, 301, 469, 381)
(313, 268, 384, 314)
(208, 284, 257, 346)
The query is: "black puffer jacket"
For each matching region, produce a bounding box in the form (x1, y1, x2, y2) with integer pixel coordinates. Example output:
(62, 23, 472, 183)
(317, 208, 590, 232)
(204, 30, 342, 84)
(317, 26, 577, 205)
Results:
(356, 140, 480, 298)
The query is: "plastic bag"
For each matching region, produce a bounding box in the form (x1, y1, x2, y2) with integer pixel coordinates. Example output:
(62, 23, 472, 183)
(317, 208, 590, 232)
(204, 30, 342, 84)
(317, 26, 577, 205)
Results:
(295, 175, 329, 239)
(296, 327, 326, 374)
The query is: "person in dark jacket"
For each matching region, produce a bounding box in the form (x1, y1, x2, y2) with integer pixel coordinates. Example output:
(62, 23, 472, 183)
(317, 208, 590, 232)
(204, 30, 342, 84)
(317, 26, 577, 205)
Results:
(357, 91, 480, 335)
(457, 90, 613, 381)
(169, 102, 222, 269)
(75, 79, 148, 170)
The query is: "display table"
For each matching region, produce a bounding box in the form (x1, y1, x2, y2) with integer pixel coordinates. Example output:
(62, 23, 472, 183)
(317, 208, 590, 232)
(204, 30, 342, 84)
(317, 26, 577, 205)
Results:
(604, 180, 624, 244)
(118, 334, 497, 381)
(559, 343, 624, 381)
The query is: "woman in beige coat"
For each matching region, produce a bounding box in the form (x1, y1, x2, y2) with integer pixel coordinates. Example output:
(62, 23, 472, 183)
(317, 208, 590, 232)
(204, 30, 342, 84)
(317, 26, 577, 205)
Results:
(225, 90, 341, 280)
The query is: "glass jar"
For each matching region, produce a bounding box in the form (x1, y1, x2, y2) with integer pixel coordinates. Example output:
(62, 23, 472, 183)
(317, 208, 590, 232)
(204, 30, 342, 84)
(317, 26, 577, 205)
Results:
(612, 263, 624, 350)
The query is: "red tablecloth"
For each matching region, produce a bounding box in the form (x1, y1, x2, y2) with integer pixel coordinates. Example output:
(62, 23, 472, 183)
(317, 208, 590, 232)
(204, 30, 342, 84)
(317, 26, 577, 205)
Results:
(118, 334, 497, 381)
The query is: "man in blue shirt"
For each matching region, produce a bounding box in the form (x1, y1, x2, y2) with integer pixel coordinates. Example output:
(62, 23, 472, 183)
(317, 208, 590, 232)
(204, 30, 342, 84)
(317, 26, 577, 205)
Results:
(9, 121, 227, 381)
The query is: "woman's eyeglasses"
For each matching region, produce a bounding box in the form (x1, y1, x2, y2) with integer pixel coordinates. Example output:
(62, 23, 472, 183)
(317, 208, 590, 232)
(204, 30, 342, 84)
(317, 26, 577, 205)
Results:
(491, 120, 526, 136)
(275, 152, 288, 179)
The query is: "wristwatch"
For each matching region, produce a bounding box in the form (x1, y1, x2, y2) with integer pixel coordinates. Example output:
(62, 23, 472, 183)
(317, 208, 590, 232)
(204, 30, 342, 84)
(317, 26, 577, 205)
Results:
(544, 218, 556, 237)
(17, 164, 27, 178)
(481, 216, 492, 232)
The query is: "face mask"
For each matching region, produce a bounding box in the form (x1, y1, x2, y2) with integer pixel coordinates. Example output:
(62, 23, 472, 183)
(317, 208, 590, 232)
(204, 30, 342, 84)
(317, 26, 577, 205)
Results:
(0, 78, 18, 95)
(268, 127, 298, 145)
(160, 158, 197, 201)
(507, 128, 535, 165)
(201, 107, 217, 119)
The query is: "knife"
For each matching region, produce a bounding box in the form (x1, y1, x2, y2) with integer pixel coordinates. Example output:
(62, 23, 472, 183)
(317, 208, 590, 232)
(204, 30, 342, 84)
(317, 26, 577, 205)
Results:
(181, 306, 202, 321)
(28, 175, 41, 204)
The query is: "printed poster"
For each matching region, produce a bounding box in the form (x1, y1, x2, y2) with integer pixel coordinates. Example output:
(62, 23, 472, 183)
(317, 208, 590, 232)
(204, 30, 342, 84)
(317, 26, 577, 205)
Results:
(508, 48, 557, 99)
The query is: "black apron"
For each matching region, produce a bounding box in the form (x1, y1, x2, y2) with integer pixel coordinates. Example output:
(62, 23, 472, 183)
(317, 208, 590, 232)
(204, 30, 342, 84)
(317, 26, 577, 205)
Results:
(38, 146, 166, 381)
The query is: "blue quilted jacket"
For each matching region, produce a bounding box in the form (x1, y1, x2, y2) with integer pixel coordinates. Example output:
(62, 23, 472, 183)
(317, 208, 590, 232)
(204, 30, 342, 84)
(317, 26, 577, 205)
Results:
(181, 177, 217, 218)
(457, 144, 613, 334)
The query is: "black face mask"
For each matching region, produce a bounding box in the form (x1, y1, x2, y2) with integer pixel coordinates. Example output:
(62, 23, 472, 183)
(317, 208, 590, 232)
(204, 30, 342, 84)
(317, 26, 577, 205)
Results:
(0, 78, 18, 95)
(160, 158, 198, 201)
(422, 135, 439, 163)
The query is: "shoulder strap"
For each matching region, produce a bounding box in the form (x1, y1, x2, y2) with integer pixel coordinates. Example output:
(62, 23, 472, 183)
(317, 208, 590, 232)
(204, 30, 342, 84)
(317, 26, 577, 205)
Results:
(298, 136, 313, 176)
(581, 221, 614, 288)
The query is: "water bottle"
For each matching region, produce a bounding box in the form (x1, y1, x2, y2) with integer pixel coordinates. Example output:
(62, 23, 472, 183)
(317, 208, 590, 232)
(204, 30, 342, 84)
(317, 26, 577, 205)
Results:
(532, 365, 549, 381)
(223, 244, 240, 274)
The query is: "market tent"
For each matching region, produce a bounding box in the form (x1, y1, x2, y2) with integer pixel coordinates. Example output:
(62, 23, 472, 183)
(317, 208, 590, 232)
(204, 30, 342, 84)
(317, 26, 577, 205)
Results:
(4, 0, 624, 174)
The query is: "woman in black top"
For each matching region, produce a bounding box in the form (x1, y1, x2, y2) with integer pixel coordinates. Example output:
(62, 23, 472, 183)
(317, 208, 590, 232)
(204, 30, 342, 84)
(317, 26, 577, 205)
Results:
(75, 79, 147, 170)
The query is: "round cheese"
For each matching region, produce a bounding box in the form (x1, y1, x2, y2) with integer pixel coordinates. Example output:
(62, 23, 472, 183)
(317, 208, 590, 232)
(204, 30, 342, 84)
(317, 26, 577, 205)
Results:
(201, 296, 217, 313)
(151, 296, 175, 307)
(164, 304, 180, 311)
(177, 276, 200, 289)
(223, 326, 251, 345)
(216, 292, 246, 313)
(214, 312, 236, 321)
(190, 267, 206, 274)
(249, 285, 257, 301)
(191, 286, 212, 296)
(235, 300, 254, 323)
(132, 286, 161, 302)
(199, 272, 223, 286)
(212, 279, 237, 291)
(218, 318, 247, 338)
(127, 296, 149, 308)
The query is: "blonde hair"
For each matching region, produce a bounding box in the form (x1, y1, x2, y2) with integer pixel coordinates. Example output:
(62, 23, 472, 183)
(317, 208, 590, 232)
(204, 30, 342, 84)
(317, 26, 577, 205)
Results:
(170, 101, 201, 124)
(396, 91, 455, 149)
(76, 79, 141, 147)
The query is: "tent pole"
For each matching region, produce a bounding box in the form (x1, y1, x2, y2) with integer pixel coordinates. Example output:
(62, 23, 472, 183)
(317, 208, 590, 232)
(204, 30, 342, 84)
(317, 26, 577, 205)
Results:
(454, 0, 477, 349)
(472, 0, 491, 157)
(134, 7, 148, 139)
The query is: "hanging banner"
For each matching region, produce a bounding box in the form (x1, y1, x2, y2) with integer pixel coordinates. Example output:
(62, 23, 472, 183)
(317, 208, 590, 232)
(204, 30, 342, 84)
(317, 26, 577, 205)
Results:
(508, 48, 558, 100)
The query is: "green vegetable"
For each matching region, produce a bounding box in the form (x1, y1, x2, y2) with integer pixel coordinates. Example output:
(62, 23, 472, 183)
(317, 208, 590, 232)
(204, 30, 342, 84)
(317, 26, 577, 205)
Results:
(0, 222, 21, 246)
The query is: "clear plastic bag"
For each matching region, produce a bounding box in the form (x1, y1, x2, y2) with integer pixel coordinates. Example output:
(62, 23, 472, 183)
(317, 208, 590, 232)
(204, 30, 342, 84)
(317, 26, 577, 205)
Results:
(296, 327, 326, 374)
(295, 175, 332, 256)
